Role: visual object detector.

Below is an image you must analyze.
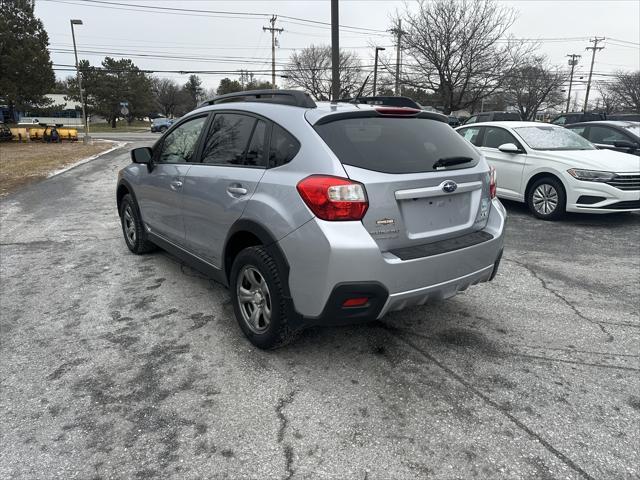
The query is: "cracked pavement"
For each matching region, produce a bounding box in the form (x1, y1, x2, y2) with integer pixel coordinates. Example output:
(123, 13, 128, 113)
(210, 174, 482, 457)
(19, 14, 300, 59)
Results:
(1, 140, 639, 479)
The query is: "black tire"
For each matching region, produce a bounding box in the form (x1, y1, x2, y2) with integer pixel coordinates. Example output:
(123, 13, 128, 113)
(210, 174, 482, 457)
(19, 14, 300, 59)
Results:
(119, 194, 156, 254)
(159, 126, 168, 133)
(526, 176, 566, 221)
(230, 246, 298, 349)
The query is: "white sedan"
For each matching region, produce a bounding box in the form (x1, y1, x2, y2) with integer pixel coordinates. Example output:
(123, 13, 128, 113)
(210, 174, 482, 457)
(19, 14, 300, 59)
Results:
(455, 121, 640, 219)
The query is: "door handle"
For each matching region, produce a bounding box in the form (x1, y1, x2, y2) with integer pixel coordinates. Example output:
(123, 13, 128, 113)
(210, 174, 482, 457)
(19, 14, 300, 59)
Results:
(170, 180, 183, 191)
(227, 186, 248, 196)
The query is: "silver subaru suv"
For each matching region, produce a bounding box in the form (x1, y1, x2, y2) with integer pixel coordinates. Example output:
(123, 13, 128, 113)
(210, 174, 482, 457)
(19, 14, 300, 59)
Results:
(117, 90, 505, 349)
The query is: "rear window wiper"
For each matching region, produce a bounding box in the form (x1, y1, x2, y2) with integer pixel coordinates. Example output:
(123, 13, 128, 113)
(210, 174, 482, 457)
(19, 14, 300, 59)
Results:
(433, 156, 474, 170)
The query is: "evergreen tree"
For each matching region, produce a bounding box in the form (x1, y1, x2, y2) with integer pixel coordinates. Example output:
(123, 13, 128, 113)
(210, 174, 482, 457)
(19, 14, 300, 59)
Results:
(0, 0, 56, 120)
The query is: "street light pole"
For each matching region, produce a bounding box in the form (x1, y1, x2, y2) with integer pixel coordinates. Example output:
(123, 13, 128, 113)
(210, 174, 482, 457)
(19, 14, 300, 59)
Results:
(373, 47, 385, 96)
(70, 19, 90, 143)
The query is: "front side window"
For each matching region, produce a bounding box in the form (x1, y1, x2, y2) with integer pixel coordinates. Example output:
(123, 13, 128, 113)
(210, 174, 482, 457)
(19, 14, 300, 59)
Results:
(157, 116, 207, 164)
(552, 116, 566, 125)
(515, 126, 595, 151)
(589, 126, 629, 145)
(482, 127, 521, 149)
(201, 113, 258, 166)
(566, 125, 587, 137)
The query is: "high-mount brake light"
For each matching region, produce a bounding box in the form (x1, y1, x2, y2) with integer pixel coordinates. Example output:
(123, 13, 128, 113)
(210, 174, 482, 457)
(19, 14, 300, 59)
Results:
(296, 175, 368, 221)
(489, 166, 497, 199)
(374, 107, 421, 116)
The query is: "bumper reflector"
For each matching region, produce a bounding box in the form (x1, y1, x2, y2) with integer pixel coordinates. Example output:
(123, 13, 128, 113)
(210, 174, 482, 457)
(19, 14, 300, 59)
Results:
(342, 297, 369, 308)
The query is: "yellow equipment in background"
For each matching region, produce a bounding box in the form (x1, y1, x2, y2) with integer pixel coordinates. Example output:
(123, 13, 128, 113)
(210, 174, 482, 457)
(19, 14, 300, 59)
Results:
(10, 128, 29, 142)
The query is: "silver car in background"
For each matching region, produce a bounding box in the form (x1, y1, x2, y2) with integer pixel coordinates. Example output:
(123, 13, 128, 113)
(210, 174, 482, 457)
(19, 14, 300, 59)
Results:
(117, 90, 505, 348)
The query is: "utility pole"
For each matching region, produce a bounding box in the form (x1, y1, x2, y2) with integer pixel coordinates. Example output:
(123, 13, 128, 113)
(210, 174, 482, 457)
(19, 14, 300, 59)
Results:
(565, 54, 581, 113)
(583, 37, 605, 112)
(263, 15, 283, 90)
(391, 19, 403, 95)
(331, 0, 339, 102)
(373, 47, 386, 96)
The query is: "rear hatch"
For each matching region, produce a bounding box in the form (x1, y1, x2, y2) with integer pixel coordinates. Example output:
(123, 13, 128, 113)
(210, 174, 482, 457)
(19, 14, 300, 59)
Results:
(313, 110, 491, 252)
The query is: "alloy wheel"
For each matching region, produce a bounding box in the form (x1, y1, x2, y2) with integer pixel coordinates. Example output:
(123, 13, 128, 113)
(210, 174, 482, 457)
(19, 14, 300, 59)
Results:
(532, 184, 558, 216)
(123, 206, 137, 245)
(236, 265, 272, 334)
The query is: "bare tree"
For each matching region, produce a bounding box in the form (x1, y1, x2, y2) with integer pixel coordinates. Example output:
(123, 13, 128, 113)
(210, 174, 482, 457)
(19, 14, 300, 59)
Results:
(602, 71, 640, 112)
(151, 78, 183, 117)
(502, 56, 567, 120)
(284, 45, 363, 100)
(396, 0, 531, 113)
(597, 81, 622, 114)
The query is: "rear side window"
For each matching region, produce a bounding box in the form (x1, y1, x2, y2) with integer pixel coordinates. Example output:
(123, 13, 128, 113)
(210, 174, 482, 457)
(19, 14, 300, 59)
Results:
(458, 126, 482, 146)
(315, 117, 480, 174)
(269, 124, 300, 168)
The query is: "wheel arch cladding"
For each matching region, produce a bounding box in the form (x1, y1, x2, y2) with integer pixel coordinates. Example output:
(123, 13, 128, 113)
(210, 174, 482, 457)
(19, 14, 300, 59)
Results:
(116, 181, 131, 215)
(223, 219, 291, 290)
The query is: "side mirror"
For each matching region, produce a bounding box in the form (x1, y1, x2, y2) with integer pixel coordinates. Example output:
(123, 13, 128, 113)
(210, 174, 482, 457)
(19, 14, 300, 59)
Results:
(498, 143, 522, 153)
(131, 147, 152, 164)
(613, 140, 636, 150)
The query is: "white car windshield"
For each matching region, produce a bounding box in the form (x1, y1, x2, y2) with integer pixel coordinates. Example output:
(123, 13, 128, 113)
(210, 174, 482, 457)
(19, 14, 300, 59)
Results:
(515, 126, 596, 151)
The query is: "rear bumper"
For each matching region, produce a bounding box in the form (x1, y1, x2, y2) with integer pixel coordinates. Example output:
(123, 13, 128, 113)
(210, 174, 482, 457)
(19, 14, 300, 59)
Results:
(278, 198, 506, 319)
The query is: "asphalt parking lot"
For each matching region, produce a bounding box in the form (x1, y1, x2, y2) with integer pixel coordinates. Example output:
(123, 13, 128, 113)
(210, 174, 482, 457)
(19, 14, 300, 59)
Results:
(1, 140, 639, 480)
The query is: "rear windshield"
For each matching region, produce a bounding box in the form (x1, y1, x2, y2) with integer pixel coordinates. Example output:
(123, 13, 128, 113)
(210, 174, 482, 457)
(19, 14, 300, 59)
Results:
(314, 117, 480, 174)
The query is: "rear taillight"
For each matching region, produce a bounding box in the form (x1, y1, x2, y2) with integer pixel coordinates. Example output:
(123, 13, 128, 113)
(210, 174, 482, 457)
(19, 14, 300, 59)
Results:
(296, 175, 368, 221)
(489, 166, 497, 199)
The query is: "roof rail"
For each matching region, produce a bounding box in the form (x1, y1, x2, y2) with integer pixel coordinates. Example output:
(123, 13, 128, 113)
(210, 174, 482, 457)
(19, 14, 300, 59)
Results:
(199, 89, 316, 109)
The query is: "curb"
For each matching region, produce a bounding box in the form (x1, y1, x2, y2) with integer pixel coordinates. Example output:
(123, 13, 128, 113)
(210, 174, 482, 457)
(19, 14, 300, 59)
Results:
(47, 140, 128, 178)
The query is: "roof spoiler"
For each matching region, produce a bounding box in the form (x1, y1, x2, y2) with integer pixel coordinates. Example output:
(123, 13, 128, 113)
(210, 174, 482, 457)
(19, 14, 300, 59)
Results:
(198, 89, 317, 109)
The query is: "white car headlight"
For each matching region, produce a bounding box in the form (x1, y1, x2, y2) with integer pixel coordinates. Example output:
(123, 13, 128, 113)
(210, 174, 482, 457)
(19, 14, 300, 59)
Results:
(567, 168, 615, 182)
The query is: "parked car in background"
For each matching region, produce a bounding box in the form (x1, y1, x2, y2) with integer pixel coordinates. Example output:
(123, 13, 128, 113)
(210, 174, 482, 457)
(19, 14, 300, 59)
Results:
(464, 111, 521, 125)
(607, 113, 640, 122)
(550, 112, 606, 125)
(565, 121, 640, 156)
(448, 115, 462, 127)
(455, 121, 640, 219)
(340, 96, 422, 109)
(150, 117, 175, 133)
(117, 90, 505, 348)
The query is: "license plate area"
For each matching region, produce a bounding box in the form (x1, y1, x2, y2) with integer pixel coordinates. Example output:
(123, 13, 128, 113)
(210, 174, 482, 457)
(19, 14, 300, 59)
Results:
(400, 192, 471, 236)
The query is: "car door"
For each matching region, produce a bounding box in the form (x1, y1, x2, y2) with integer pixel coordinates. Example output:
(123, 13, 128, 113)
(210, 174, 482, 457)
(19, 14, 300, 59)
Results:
(135, 114, 208, 245)
(478, 126, 527, 200)
(181, 112, 269, 266)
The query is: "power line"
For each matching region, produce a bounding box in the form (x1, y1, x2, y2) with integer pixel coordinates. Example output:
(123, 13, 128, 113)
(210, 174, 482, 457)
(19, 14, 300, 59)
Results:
(42, 0, 386, 35)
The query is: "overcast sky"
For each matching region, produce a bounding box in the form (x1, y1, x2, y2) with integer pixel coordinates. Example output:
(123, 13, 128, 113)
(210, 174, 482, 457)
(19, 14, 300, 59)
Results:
(36, 0, 639, 104)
